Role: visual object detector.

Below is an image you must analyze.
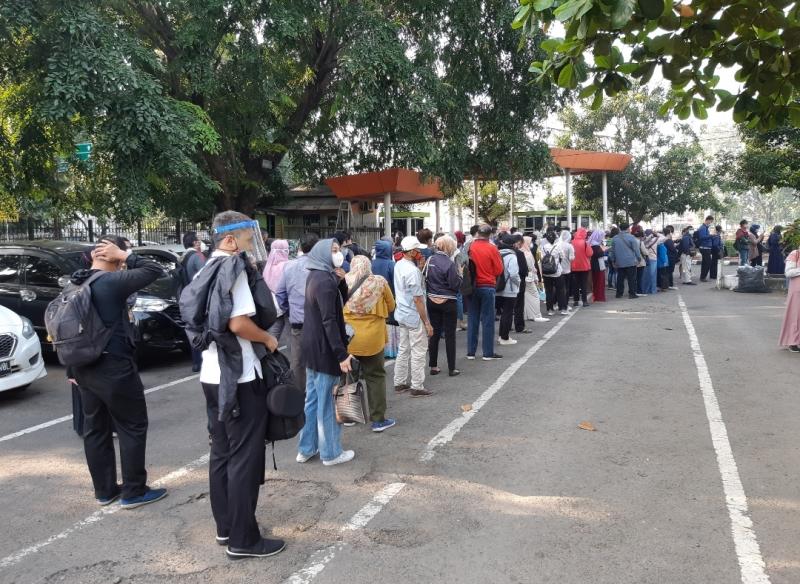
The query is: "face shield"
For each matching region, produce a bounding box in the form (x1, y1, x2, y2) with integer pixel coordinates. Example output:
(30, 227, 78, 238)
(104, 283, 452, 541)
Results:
(213, 220, 268, 266)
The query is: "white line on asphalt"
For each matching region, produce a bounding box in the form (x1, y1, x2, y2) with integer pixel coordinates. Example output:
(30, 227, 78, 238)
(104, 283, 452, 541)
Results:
(677, 296, 771, 584)
(0, 345, 290, 444)
(419, 309, 578, 462)
(0, 453, 210, 570)
(283, 482, 406, 584)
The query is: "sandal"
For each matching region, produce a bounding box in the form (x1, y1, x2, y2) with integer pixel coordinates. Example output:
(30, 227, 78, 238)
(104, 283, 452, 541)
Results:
(430, 367, 441, 375)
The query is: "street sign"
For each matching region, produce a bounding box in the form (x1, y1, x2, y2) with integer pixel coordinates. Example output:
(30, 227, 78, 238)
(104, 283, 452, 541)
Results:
(56, 156, 69, 173)
(75, 142, 92, 162)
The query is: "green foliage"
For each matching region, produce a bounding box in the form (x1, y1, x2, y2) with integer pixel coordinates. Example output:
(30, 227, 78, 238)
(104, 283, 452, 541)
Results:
(559, 87, 718, 222)
(783, 218, 800, 252)
(516, 0, 800, 130)
(451, 180, 535, 225)
(543, 193, 566, 209)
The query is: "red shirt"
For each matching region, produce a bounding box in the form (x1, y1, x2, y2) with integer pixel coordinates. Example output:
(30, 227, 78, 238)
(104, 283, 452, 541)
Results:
(469, 239, 503, 287)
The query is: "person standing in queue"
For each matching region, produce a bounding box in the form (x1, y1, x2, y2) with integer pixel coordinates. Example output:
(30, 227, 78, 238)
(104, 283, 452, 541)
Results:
(70, 236, 166, 508)
(183, 211, 283, 560)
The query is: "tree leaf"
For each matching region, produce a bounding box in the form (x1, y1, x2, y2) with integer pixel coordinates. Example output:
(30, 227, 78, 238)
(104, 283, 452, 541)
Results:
(611, 0, 636, 29)
(557, 62, 575, 87)
(691, 99, 708, 120)
(638, 0, 665, 20)
(533, 0, 555, 10)
(554, 0, 591, 22)
(512, 4, 531, 29)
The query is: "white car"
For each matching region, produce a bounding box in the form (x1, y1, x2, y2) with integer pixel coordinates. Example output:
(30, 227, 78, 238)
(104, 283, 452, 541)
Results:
(0, 305, 46, 393)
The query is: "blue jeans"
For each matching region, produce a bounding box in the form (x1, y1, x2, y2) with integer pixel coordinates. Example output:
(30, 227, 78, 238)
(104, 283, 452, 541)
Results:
(739, 248, 749, 266)
(467, 286, 496, 357)
(456, 292, 464, 321)
(298, 369, 342, 462)
(645, 259, 658, 294)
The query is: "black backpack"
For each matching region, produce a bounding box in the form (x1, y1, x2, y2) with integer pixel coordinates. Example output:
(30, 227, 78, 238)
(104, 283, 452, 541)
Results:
(460, 257, 476, 296)
(44, 272, 115, 367)
(262, 351, 305, 443)
(496, 250, 510, 292)
(541, 248, 558, 276)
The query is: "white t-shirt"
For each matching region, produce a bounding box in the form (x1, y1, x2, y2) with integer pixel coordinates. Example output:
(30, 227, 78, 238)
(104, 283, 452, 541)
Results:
(393, 257, 425, 327)
(199, 253, 262, 385)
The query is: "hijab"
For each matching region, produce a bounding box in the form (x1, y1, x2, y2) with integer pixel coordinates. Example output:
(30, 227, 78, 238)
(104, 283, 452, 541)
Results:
(560, 230, 572, 244)
(588, 229, 604, 247)
(750, 224, 761, 235)
(262, 239, 289, 291)
(344, 255, 385, 315)
(306, 238, 336, 272)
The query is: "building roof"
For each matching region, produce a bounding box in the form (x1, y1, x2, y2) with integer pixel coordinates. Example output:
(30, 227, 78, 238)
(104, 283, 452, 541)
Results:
(325, 168, 443, 203)
(269, 185, 342, 212)
(549, 148, 632, 175)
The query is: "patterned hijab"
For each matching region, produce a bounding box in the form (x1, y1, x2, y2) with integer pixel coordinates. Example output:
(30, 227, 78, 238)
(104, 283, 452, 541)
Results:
(262, 239, 289, 291)
(345, 255, 385, 315)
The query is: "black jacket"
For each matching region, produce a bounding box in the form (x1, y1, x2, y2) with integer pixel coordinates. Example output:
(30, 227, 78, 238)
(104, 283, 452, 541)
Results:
(70, 254, 163, 358)
(302, 270, 349, 376)
(514, 249, 529, 279)
(179, 253, 276, 420)
(425, 252, 462, 298)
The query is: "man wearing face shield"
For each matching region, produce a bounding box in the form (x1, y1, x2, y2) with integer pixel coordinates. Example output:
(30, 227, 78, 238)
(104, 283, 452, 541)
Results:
(180, 211, 282, 559)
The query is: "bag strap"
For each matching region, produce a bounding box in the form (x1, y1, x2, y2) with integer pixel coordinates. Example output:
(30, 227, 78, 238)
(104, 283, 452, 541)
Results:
(348, 274, 370, 300)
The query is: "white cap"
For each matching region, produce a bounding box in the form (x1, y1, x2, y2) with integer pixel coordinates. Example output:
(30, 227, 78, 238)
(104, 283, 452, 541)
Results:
(400, 236, 427, 251)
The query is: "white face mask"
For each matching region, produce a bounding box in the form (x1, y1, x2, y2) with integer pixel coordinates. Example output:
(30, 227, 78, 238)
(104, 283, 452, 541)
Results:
(332, 251, 344, 268)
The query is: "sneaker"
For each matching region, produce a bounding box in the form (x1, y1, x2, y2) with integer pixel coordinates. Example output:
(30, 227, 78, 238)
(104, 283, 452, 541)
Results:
(533, 317, 550, 322)
(546, 311, 555, 316)
(296, 451, 318, 463)
(371, 419, 396, 432)
(668, 286, 678, 290)
(629, 294, 639, 299)
(216, 535, 229, 546)
(322, 450, 355, 466)
(97, 488, 121, 506)
(227, 537, 286, 560)
(789, 345, 800, 353)
(466, 354, 476, 360)
(684, 282, 697, 286)
(394, 384, 410, 393)
(498, 338, 517, 345)
(120, 488, 168, 510)
(482, 354, 503, 361)
(582, 301, 590, 307)
(449, 369, 461, 377)
(637, 293, 648, 296)
(516, 329, 533, 334)
(342, 422, 356, 427)
(410, 388, 433, 398)
(700, 278, 708, 282)
(559, 310, 569, 315)
(615, 294, 624, 299)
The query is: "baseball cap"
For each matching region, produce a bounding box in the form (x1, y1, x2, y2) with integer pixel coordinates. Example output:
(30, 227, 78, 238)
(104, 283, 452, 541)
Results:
(400, 235, 427, 251)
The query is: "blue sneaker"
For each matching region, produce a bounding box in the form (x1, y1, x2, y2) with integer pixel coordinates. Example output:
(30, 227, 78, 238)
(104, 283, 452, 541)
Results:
(371, 419, 396, 433)
(96, 489, 121, 506)
(120, 487, 168, 510)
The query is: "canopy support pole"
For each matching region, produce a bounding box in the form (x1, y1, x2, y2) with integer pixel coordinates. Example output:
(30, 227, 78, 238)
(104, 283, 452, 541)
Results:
(565, 169, 573, 229)
(509, 180, 515, 228)
(602, 170, 608, 230)
(435, 199, 441, 232)
(384, 192, 392, 238)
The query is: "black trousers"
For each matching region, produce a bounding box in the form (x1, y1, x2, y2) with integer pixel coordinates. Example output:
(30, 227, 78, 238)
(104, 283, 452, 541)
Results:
(616, 266, 638, 298)
(203, 379, 268, 549)
(74, 354, 148, 500)
(428, 298, 457, 371)
(498, 296, 516, 339)
(571, 271, 589, 303)
(514, 279, 527, 332)
(700, 248, 713, 280)
(710, 250, 720, 279)
(544, 275, 567, 311)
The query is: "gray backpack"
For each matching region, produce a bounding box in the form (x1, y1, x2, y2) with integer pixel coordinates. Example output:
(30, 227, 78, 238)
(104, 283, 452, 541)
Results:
(44, 272, 114, 367)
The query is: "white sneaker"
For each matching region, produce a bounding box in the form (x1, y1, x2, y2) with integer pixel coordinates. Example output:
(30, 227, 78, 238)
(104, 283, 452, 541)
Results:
(637, 293, 648, 296)
(498, 338, 517, 345)
(668, 286, 678, 290)
(559, 310, 569, 315)
(533, 317, 550, 322)
(342, 422, 356, 427)
(546, 311, 555, 316)
(296, 451, 318, 463)
(323, 450, 355, 466)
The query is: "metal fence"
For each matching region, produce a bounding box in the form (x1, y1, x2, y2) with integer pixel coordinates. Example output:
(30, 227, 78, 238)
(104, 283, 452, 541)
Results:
(275, 225, 385, 248)
(0, 219, 211, 246)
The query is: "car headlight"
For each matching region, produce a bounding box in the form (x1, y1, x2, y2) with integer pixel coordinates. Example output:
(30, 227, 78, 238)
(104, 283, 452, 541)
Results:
(21, 317, 35, 339)
(133, 297, 170, 312)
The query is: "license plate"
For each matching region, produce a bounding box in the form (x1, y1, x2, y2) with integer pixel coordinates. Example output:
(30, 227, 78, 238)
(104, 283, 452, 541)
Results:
(0, 360, 10, 378)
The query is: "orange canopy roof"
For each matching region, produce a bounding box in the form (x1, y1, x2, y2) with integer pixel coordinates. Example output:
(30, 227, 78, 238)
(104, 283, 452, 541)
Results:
(549, 147, 632, 175)
(325, 168, 443, 203)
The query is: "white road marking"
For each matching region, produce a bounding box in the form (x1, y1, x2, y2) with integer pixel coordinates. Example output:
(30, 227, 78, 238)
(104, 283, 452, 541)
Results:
(283, 482, 406, 584)
(419, 310, 578, 462)
(0, 453, 210, 570)
(0, 345, 290, 444)
(678, 296, 771, 584)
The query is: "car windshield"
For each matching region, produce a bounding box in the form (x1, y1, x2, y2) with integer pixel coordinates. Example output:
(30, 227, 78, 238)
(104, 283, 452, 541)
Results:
(62, 251, 91, 270)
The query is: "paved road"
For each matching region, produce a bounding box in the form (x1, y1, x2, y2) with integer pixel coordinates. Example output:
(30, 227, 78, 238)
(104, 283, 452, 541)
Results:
(0, 284, 797, 584)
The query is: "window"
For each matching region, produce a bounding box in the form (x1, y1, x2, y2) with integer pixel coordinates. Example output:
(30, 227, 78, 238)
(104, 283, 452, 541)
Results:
(302, 214, 321, 227)
(0, 255, 21, 284)
(327, 214, 338, 227)
(137, 253, 175, 272)
(22, 256, 62, 287)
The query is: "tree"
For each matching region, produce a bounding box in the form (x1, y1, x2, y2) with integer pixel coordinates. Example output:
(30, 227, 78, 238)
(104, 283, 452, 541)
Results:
(1, 0, 558, 224)
(514, 0, 800, 130)
(559, 87, 718, 222)
(451, 181, 535, 225)
(734, 125, 800, 193)
(543, 193, 566, 209)
(719, 187, 800, 227)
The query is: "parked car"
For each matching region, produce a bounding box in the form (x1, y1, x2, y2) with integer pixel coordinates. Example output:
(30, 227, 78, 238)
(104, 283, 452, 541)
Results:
(0, 304, 46, 393)
(0, 241, 188, 359)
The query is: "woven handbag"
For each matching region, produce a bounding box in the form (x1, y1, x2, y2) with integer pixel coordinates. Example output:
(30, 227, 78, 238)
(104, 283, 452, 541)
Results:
(333, 365, 369, 425)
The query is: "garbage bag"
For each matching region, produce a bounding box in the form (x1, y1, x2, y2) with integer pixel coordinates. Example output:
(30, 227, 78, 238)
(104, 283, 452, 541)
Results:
(734, 265, 769, 293)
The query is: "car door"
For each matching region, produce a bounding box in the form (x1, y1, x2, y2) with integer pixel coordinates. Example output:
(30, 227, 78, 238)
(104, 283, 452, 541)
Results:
(18, 253, 70, 340)
(0, 253, 23, 316)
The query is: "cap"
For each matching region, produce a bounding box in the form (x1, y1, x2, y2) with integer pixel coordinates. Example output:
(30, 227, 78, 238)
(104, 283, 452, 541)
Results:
(400, 236, 427, 251)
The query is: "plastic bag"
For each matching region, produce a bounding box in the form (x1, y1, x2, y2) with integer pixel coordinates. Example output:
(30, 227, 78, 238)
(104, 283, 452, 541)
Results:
(734, 266, 769, 293)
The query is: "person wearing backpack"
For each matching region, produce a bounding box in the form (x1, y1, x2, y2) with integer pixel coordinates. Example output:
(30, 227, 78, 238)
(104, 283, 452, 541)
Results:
(466, 225, 504, 360)
(541, 230, 568, 315)
(182, 211, 284, 559)
(678, 226, 697, 285)
(181, 232, 206, 371)
(66, 236, 166, 509)
(496, 234, 521, 345)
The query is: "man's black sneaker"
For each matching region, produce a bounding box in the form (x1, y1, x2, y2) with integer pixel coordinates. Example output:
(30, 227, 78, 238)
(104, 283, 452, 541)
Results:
(216, 535, 229, 546)
(227, 537, 286, 559)
(629, 294, 639, 299)
(482, 354, 503, 361)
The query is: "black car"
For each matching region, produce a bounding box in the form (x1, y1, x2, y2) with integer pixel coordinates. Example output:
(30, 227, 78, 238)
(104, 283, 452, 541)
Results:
(0, 241, 189, 358)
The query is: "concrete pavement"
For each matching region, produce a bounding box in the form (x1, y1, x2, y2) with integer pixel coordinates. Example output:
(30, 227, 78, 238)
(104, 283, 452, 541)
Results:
(0, 284, 797, 583)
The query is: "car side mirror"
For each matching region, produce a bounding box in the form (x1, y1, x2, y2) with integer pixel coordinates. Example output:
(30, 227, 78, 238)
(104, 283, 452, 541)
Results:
(58, 275, 71, 288)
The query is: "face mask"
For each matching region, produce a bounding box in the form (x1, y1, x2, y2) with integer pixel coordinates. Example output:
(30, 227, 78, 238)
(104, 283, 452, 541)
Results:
(688, 230, 694, 236)
(332, 251, 344, 268)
